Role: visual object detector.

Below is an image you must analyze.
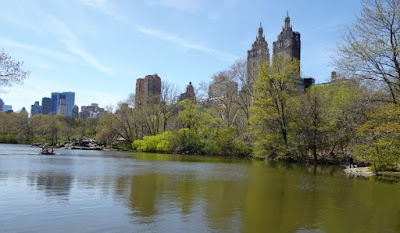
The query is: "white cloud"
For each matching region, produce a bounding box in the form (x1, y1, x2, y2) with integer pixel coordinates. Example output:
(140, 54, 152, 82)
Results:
(0, 38, 72, 61)
(138, 26, 238, 62)
(145, 0, 204, 13)
(81, 0, 123, 20)
(48, 15, 113, 75)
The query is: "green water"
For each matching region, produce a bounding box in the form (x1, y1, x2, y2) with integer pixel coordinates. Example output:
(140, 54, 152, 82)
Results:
(0, 144, 399, 233)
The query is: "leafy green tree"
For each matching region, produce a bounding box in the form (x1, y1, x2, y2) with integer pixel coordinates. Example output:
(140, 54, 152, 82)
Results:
(356, 104, 400, 171)
(292, 78, 371, 161)
(250, 54, 300, 158)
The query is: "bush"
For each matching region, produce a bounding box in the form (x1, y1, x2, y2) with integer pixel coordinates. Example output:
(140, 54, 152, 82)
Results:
(0, 134, 18, 144)
(132, 131, 174, 153)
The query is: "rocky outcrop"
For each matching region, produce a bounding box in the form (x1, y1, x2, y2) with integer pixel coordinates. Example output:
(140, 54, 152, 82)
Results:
(64, 137, 103, 150)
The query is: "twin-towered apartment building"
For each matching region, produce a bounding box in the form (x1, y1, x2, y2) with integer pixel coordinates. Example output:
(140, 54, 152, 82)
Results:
(134, 14, 313, 105)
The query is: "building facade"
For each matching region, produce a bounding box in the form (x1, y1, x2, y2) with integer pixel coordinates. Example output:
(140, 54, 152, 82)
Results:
(179, 82, 196, 102)
(42, 97, 52, 115)
(135, 74, 161, 106)
(51, 92, 75, 116)
(31, 101, 42, 115)
(209, 76, 238, 99)
(0, 99, 4, 112)
(247, 23, 270, 86)
(51, 92, 61, 115)
(72, 105, 79, 118)
(80, 103, 105, 119)
(272, 13, 301, 62)
(3, 105, 12, 113)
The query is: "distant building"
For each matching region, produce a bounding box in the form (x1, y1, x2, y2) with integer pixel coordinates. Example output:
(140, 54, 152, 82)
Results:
(273, 13, 301, 62)
(179, 82, 196, 102)
(20, 107, 27, 114)
(51, 92, 61, 115)
(41, 97, 52, 115)
(3, 105, 12, 112)
(0, 98, 4, 112)
(303, 78, 315, 89)
(247, 23, 270, 87)
(63, 92, 75, 116)
(209, 76, 238, 99)
(80, 103, 105, 119)
(72, 105, 79, 118)
(30, 101, 42, 115)
(135, 74, 161, 106)
(58, 98, 68, 116)
(51, 92, 75, 116)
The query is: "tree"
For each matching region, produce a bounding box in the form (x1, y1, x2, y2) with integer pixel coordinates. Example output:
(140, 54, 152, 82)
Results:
(208, 70, 240, 128)
(0, 49, 29, 88)
(250, 54, 301, 158)
(335, 0, 400, 104)
(356, 103, 400, 171)
(292, 79, 370, 161)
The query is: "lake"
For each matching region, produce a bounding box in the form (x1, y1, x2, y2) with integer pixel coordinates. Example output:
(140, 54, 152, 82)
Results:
(0, 144, 399, 233)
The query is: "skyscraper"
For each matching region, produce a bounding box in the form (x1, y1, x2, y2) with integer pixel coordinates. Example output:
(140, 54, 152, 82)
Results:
(58, 98, 68, 116)
(0, 98, 4, 112)
(247, 23, 270, 86)
(51, 92, 75, 116)
(51, 92, 61, 115)
(63, 92, 75, 116)
(272, 13, 301, 62)
(135, 74, 161, 106)
(72, 105, 79, 118)
(42, 97, 52, 115)
(30, 101, 42, 115)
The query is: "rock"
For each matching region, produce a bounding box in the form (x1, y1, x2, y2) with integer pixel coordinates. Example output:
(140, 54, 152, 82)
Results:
(344, 166, 375, 177)
(63, 137, 103, 150)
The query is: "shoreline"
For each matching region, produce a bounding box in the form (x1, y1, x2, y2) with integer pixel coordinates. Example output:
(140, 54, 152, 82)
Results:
(344, 166, 375, 177)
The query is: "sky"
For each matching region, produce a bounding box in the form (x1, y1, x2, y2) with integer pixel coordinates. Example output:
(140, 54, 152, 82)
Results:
(0, 0, 361, 112)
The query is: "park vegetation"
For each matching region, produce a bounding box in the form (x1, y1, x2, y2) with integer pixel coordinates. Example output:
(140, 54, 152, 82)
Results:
(1, 0, 399, 172)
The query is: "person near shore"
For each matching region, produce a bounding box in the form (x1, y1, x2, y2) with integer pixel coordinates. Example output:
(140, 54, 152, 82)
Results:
(348, 155, 354, 168)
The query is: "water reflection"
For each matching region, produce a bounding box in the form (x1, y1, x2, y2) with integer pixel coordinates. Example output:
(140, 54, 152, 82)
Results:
(0, 145, 399, 233)
(28, 172, 73, 198)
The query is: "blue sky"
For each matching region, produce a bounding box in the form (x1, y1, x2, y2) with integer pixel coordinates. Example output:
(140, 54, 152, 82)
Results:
(0, 0, 361, 112)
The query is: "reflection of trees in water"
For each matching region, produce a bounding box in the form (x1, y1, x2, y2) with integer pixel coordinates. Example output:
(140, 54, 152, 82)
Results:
(128, 173, 166, 219)
(175, 173, 197, 215)
(203, 179, 246, 232)
(111, 161, 400, 233)
(114, 170, 246, 231)
(28, 172, 73, 199)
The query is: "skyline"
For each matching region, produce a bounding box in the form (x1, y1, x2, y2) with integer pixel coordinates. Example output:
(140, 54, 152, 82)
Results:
(0, 0, 361, 112)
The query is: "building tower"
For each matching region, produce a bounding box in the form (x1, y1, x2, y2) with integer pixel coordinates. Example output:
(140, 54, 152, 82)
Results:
(0, 98, 4, 112)
(273, 12, 301, 62)
(30, 101, 42, 115)
(51, 92, 61, 115)
(63, 92, 75, 117)
(247, 23, 270, 86)
(179, 82, 196, 102)
(135, 74, 162, 106)
(42, 97, 52, 115)
(72, 105, 79, 118)
(50, 92, 75, 116)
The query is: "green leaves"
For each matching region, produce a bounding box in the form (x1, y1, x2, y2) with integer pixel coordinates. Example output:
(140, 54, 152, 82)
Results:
(356, 104, 400, 171)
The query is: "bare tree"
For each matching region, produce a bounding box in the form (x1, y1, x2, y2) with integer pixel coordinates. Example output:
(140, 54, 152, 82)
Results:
(208, 70, 241, 128)
(0, 49, 29, 89)
(335, 0, 400, 103)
